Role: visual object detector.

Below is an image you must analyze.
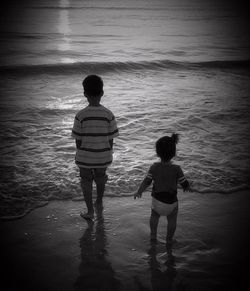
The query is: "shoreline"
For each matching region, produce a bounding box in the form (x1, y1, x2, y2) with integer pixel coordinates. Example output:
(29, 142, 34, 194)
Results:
(1, 190, 250, 291)
(1, 184, 249, 222)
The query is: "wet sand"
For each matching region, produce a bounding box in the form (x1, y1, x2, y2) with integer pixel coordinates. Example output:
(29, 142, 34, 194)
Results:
(1, 190, 250, 291)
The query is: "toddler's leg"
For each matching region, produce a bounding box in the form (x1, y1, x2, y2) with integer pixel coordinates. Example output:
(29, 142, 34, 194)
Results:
(94, 168, 108, 206)
(80, 168, 94, 217)
(150, 209, 160, 242)
(166, 205, 178, 244)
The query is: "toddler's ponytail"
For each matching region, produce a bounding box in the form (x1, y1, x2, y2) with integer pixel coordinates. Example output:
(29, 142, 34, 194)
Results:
(171, 133, 179, 144)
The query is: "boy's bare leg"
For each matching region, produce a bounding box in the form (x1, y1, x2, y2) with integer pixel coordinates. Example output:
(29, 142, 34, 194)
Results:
(150, 209, 160, 242)
(81, 178, 94, 217)
(96, 182, 105, 205)
(166, 205, 178, 244)
(94, 168, 107, 206)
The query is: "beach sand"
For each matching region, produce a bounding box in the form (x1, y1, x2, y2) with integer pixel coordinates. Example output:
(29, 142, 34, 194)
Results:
(1, 190, 250, 291)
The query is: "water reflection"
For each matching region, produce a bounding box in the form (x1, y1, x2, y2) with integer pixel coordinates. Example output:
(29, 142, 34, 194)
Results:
(74, 207, 120, 291)
(147, 243, 177, 291)
(58, 0, 74, 63)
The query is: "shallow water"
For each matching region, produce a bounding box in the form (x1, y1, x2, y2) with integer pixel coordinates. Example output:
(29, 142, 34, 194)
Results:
(2, 192, 248, 290)
(1, 63, 250, 218)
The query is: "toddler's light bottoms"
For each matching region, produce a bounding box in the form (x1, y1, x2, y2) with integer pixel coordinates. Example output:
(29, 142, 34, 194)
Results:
(152, 198, 178, 216)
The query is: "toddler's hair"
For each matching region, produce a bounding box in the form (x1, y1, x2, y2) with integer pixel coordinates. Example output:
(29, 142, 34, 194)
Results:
(82, 75, 103, 97)
(156, 133, 179, 161)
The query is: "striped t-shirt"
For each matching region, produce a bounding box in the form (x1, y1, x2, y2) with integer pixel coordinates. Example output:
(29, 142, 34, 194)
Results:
(71, 105, 119, 168)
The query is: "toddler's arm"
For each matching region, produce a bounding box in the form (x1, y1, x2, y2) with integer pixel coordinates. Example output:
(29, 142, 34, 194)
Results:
(177, 166, 192, 192)
(179, 176, 192, 192)
(134, 177, 152, 199)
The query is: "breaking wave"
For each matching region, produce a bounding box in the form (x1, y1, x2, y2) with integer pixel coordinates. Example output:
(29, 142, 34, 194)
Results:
(1, 59, 250, 76)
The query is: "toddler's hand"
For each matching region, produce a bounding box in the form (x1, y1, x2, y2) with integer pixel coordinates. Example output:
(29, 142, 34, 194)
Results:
(134, 192, 142, 199)
(184, 186, 192, 192)
(183, 180, 194, 192)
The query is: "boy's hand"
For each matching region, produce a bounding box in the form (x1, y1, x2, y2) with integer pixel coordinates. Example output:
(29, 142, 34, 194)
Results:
(134, 192, 142, 199)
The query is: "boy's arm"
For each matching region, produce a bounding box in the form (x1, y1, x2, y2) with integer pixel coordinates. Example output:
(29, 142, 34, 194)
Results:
(71, 114, 82, 147)
(109, 139, 113, 149)
(75, 139, 81, 149)
(108, 114, 117, 150)
(108, 114, 119, 140)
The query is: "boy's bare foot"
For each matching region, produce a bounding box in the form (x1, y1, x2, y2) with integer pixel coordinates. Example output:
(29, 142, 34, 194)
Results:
(80, 212, 94, 220)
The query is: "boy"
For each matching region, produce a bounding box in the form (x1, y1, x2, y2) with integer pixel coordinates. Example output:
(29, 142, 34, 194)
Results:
(72, 75, 119, 219)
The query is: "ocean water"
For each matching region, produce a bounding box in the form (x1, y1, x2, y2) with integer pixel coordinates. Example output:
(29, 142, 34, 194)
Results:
(0, 0, 250, 219)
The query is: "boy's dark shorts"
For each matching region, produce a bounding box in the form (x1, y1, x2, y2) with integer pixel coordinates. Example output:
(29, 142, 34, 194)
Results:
(79, 167, 108, 184)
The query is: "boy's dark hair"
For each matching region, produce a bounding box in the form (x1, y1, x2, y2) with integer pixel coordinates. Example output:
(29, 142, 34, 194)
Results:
(82, 75, 103, 97)
(156, 133, 179, 161)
